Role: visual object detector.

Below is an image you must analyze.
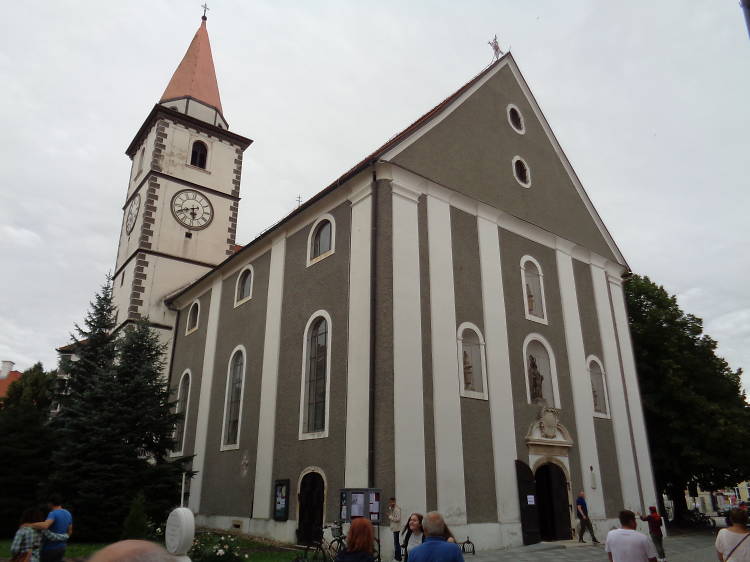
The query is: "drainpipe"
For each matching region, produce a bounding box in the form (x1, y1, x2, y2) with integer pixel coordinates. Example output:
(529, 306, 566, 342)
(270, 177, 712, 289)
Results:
(368, 164, 379, 488)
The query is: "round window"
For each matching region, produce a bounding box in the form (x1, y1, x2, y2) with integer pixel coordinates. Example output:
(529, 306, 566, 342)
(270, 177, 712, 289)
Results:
(513, 156, 531, 187)
(507, 104, 525, 134)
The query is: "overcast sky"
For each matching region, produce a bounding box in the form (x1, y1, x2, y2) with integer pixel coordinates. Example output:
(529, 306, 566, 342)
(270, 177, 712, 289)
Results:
(1, 1, 748, 390)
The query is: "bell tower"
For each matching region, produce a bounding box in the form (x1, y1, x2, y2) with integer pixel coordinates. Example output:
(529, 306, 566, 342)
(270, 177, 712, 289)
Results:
(112, 14, 251, 363)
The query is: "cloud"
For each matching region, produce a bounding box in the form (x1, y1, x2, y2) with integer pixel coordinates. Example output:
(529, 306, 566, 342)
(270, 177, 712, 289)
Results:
(0, 225, 42, 248)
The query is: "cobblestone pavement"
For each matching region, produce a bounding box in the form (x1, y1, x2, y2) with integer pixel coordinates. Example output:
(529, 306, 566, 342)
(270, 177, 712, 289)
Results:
(469, 532, 717, 562)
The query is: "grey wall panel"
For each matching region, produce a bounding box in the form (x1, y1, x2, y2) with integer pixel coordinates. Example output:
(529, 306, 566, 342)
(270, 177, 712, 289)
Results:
(200, 250, 271, 516)
(391, 65, 617, 262)
(272, 200, 352, 523)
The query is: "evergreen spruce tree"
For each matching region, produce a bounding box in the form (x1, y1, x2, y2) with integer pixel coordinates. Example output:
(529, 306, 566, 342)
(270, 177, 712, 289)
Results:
(121, 492, 149, 540)
(0, 363, 56, 535)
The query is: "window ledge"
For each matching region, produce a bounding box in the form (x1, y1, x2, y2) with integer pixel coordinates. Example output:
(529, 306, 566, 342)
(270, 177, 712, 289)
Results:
(298, 430, 329, 441)
(459, 390, 489, 401)
(593, 412, 611, 420)
(170, 450, 184, 458)
(186, 164, 211, 174)
(185, 326, 198, 336)
(306, 249, 335, 268)
(233, 296, 252, 308)
(219, 443, 240, 452)
(525, 313, 548, 326)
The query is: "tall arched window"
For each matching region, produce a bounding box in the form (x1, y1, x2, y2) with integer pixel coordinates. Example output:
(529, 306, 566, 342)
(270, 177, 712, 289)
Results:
(173, 371, 191, 454)
(186, 300, 200, 335)
(191, 141, 208, 169)
(521, 256, 547, 324)
(588, 356, 609, 417)
(234, 265, 254, 306)
(523, 335, 560, 407)
(299, 312, 331, 438)
(457, 322, 488, 400)
(221, 348, 245, 449)
(307, 215, 336, 266)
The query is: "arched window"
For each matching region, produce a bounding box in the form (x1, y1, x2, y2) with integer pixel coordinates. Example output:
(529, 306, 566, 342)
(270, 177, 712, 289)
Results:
(173, 371, 191, 454)
(234, 265, 254, 306)
(588, 356, 609, 417)
(221, 348, 245, 449)
(523, 335, 560, 407)
(457, 322, 488, 400)
(299, 312, 331, 438)
(513, 156, 531, 188)
(307, 215, 336, 266)
(191, 141, 208, 169)
(521, 256, 547, 324)
(186, 300, 200, 334)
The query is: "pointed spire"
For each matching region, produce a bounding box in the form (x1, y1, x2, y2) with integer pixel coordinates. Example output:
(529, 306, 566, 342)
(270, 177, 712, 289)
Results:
(160, 17, 223, 114)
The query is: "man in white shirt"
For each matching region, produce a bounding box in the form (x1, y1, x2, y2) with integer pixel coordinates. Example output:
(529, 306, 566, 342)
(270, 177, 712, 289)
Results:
(605, 510, 658, 562)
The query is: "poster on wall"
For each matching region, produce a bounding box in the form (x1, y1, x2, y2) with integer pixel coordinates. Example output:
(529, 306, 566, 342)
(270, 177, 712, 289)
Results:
(368, 491, 380, 523)
(351, 493, 365, 517)
(273, 480, 290, 521)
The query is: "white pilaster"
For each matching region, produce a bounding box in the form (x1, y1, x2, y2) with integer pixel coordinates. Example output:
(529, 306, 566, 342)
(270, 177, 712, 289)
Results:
(608, 274, 658, 510)
(590, 262, 640, 510)
(555, 243, 605, 517)
(252, 235, 287, 519)
(188, 276, 223, 513)
(344, 186, 372, 487)
(391, 183, 427, 514)
(477, 213, 520, 524)
(427, 194, 467, 525)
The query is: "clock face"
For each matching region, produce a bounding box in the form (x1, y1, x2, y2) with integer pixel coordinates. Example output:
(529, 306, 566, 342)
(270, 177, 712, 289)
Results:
(171, 189, 214, 230)
(125, 193, 141, 235)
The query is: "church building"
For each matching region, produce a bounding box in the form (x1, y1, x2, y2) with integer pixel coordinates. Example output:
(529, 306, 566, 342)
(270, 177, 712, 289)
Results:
(112, 15, 657, 551)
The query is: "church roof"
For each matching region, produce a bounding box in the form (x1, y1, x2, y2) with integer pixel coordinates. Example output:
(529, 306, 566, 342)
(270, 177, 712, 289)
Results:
(0, 371, 22, 399)
(160, 17, 223, 114)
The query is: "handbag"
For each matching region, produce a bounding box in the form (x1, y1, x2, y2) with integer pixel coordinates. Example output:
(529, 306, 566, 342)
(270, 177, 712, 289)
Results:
(726, 532, 750, 561)
(10, 550, 32, 562)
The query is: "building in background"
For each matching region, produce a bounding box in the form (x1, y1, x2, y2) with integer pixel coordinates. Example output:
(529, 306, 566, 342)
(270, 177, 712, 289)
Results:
(0, 360, 22, 399)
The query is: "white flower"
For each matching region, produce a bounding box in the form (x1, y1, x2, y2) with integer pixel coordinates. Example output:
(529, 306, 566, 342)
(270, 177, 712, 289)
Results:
(217, 549, 225, 556)
(245, 555, 249, 559)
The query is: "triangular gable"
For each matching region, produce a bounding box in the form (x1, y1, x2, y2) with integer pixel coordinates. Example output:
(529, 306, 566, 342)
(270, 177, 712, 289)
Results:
(381, 54, 626, 266)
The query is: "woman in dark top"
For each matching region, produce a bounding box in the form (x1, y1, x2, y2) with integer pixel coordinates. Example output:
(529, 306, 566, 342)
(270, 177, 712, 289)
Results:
(335, 517, 375, 562)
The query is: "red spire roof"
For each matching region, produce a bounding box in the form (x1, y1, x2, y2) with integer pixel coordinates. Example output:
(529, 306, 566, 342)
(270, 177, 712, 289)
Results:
(160, 18, 223, 114)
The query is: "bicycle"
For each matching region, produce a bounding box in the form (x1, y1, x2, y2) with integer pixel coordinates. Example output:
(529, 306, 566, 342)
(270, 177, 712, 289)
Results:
(301, 521, 347, 562)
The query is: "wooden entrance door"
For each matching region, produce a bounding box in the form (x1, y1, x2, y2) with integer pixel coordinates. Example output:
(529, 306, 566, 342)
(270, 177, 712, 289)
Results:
(298, 472, 324, 544)
(535, 463, 571, 541)
(515, 460, 541, 545)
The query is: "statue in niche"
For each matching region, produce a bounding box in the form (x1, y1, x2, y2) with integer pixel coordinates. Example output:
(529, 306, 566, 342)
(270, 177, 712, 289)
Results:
(528, 354, 545, 403)
(526, 283, 535, 314)
(463, 349, 473, 389)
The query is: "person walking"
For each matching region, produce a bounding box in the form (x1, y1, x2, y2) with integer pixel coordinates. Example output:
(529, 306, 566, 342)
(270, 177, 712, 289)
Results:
(29, 494, 73, 562)
(576, 490, 599, 543)
(715, 508, 750, 562)
(335, 518, 376, 562)
(638, 506, 665, 561)
(387, 498, 402, 561)
(605, 510, 657, 562)
(400, 513, 424, 562)
(10, 507, 69, 562)
(407, 512, 463, 562)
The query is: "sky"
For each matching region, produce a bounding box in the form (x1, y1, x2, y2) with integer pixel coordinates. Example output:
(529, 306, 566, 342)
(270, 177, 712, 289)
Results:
(1, 1, 748, 390)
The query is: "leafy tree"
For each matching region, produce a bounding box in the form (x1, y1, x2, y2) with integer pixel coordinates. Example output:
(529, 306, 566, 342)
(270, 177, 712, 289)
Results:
(48, 278, 186, 540)
(625, 274, 750, 523)
(121, 492, 149, 540)
(0, 363, 56, 535)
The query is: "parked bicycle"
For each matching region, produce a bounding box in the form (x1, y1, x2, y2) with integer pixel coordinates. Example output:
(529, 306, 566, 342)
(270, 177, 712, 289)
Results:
(296, 521, 381, 562)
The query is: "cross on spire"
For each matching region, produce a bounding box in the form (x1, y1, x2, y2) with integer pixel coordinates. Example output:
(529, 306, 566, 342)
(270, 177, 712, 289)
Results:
(201, 3, 209, 20)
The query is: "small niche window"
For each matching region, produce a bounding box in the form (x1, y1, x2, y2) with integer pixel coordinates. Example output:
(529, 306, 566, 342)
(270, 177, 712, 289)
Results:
(299, 312, 331, 439)
(457, 323, 488, 400)
(221, 348, 245, 449)
(173, 371, 191, 454)
(513, 156, 531, 188)
(307, 215, 336, 266)
(520, 256, 547, 324)
(507, 104, 525, 134)
(234, 265, 254, 306)
(524, 336, 560, 407)
(191, 141, 208, 169)
(186, 300, 200, 334)
(588, 357, 609, 417)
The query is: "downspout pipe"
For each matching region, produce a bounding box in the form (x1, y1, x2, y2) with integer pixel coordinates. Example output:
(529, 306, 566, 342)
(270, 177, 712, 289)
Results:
(368, 164, 379, 488)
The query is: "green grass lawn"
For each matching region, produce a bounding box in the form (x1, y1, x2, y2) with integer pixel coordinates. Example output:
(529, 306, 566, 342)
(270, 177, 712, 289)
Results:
(0, 539, 105, 559)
